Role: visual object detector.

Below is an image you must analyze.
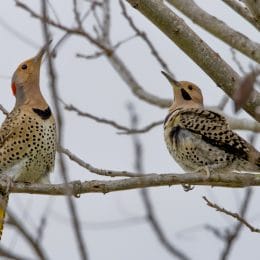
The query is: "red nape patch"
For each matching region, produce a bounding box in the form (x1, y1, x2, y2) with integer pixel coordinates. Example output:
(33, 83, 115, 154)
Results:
(11, 83, 16, 96)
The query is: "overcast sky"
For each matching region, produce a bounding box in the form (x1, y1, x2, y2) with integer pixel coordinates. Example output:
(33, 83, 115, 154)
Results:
(0, 1, 259, 260)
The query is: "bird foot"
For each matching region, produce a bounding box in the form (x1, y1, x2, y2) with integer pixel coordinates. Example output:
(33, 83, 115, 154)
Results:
(0, 175, 12, 194)
(182, 184, 194, 192)
(193, 166, 211, 178)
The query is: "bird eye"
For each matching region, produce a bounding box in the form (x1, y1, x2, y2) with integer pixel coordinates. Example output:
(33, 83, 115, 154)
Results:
(188, 85, 193, 90)
(21, 64, 27, 70)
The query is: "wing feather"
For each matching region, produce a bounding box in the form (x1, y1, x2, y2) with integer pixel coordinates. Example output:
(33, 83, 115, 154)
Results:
(178, 108, 250, 160)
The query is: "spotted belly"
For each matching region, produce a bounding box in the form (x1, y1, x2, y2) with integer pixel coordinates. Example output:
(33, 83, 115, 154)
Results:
(164, 126, 234, 173)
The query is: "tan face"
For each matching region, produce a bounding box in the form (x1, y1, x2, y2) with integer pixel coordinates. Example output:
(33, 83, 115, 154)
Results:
(11, 58, 41, 96)
(161, 71, 204, 107)
(174, 81, 203, 105)
(11, 41, 51, 97)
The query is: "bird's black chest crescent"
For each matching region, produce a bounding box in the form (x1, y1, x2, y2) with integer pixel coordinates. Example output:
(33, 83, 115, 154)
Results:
(32, 107, 52, 120)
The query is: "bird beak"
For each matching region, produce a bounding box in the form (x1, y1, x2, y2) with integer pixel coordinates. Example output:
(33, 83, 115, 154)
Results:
(34, 40, 52, 64)
(161, 71, 179, 88)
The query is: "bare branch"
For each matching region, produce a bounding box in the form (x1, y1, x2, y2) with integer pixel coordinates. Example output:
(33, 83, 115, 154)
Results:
(3, 173, 260, 196)
(203, 195, 260, 233)
(76, 34, 138, 59)
(0, 244, 32, 260)
(16, 0, 171, 108)
(15, 0, 109, 52)
(244, 0, 260, 23)
(0, 16, 38, 48)
(230, 48, 246, 75)
(204, 224, 226, 240)
(222, 0, 260, 30)
(73, 0, 82, 29)
(129, 104, 190, 260)
(59, 145, 144, 177)
(60, 99, 163, 134)
(167, 0, 260, 63)
(125, 0, 260, 121)
(220, 188, 253, 259)
(40, 2, 88, 259)
(119, 0, 174, 76)
(82, 51, 171, 107)
(7, 209, 48, 260)
(0, 104, 8, 116)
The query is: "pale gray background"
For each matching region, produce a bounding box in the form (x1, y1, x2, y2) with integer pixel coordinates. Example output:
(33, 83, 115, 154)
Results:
(0, 1, 259, 259)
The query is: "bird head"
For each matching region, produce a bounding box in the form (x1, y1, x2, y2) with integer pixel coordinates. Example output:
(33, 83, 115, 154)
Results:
(161, 71, 203, 110)
(11, 41, 51, 108)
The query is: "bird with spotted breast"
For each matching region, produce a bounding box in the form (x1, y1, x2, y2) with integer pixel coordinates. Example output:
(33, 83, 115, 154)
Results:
(0, 42, 57, 239)
(162, 71, 260, 178)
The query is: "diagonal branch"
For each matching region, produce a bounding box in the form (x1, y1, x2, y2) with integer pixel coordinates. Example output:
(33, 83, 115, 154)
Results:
(222, 0, 260, 30)
(0, 244, 32, 260)
(125, 0, 260, 121)
(59, 145, 144, 177)
(7, 209, 48, 260)
(167, 0, 260, 63)
(203, 195, 260, 233)
(119, 0, 174, 76)
(129, 104, 190, 260)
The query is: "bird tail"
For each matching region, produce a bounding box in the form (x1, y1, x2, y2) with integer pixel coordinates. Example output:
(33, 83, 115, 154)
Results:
(0, 192, 9, 240)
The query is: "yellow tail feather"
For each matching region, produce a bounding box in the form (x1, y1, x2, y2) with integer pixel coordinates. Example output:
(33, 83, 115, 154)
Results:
(0, 193, 9, 240)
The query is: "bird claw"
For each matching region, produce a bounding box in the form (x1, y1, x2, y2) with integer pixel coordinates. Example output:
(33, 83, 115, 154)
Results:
(193, 166, 211, 178)
(0, 175, 12, 194)
(182, 184, 194, 192)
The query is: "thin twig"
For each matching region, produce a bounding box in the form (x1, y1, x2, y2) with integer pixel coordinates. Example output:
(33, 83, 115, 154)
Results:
(203, 194, 260, 233)
(58, 145, 144, 177)
(129, 103, 190, 260)
(220, 188, 253, 260)
(76, 34, 137, 59)
(222, 0, 260, 30)
(15, 0, 109, 52)
(40, 2, 88, 259)
(60, 98, 163, 134)
(119, 0, 174, 77)
(0, 105, 8, 116)
(7, 209, 48, 260)
(0, 244, 32, 260)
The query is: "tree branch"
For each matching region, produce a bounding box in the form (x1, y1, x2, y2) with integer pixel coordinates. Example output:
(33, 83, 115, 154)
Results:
(167, 0, 260, 63)
(222, 0, 260, 30)
(203, 195, 260, 233)
(125, 0, 260, 121)
(129, 104, 190, 260)
(40, 2, 88, 259)
(3, 173, 260, 196)
(60, 99, 163, 134)
(7, 209, 48, 260)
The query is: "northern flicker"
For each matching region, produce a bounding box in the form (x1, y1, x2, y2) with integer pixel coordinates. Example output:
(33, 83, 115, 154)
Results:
(0, 42, 56, 239)
(162, 71, 260, 176)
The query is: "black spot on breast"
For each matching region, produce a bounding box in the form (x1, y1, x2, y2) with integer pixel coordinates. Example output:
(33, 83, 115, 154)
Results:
(32, 107, 52, 120)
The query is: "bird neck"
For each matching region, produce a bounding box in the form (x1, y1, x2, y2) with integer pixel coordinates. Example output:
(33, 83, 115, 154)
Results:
(15, 83, 48, 110)
(169, 102, 202, 113)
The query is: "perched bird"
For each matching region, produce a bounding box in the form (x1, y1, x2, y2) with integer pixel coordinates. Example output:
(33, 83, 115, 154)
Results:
(162, 71, 260, 177)
(0, 42, 57, 239)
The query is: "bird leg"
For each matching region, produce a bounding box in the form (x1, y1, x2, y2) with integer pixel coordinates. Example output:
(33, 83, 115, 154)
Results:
(192, 166, 211, 178)
(182, 184, 194, 192)
(0, 175, 12, 195)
